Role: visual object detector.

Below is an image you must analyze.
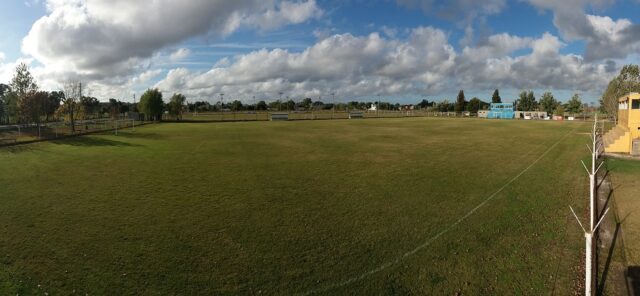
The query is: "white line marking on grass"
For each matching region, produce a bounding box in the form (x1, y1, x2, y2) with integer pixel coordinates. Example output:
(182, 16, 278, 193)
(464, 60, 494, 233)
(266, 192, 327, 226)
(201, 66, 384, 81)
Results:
(298, 128, 575, 296)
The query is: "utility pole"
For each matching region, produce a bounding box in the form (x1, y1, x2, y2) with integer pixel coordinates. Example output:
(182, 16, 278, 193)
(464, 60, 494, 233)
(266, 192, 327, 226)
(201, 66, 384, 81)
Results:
(219, 93, 224, 113)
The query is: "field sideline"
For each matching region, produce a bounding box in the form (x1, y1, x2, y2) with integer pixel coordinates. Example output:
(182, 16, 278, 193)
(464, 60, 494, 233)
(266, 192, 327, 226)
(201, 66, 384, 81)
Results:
(0, 117, 590, 295)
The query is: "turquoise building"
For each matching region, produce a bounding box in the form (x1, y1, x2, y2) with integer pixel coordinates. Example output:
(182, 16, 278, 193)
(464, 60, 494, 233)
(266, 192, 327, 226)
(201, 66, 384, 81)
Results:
(487, 103, 515, 119)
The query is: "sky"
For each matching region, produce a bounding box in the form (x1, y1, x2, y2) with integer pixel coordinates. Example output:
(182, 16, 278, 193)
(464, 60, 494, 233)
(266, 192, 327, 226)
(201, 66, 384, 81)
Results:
(1, 0, 639, 104)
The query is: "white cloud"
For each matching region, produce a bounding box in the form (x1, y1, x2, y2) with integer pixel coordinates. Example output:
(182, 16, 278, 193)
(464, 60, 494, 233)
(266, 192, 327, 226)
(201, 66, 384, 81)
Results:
(525, 0, 640, 61)
(155, 28, 457, 99)
(8, 0, 627, 102)
(154, 29, 613, 102)
(244, 0, 323, 30)
(21, 0, 323, 82)
(0, 52, 5, 62)
(169, 48, 191, 62)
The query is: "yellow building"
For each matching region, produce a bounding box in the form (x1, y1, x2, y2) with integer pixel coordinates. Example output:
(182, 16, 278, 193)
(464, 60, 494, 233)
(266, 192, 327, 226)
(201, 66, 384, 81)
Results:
(604, 93, 640, 155)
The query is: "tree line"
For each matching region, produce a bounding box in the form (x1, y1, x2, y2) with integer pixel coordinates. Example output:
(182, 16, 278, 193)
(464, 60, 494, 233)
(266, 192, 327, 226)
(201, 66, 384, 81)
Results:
(4, 62, 638, 126)
(185, 98, 431, 113)
(0, 64, 188, 126)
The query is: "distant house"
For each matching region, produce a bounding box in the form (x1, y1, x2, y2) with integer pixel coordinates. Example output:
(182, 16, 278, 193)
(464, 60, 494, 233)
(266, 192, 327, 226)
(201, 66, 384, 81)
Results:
(368, 104, 377, 111)
(514, 111, 548, 119)
(478, 110, 489, 118)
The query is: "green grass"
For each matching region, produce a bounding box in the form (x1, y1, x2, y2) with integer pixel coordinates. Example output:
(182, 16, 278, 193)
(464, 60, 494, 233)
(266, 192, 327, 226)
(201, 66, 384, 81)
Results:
(606, 158, 640, 266)
(0, 118, 590, 295)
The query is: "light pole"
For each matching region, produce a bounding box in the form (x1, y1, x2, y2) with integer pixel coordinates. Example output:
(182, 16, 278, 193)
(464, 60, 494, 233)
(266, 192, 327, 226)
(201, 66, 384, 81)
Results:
(331, 92, 336, 119)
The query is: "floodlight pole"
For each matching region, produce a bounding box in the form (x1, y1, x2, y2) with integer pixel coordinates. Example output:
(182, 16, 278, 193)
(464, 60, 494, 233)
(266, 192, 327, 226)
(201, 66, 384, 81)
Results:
(331, 92, 335, 119)
(219, 93, 224, 112)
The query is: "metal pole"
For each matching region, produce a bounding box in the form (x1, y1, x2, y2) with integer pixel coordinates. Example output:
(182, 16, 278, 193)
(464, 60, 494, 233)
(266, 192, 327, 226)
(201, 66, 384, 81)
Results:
(332, 92, 336, 120)
(590, 117, 597, 229)
(585, 232, 593, 296)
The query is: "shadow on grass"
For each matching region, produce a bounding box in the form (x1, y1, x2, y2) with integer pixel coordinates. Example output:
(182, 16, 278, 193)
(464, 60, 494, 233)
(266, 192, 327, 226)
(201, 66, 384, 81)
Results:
(598, 221, 622, 295)
(626, 266, 640, 296)
(113, 131, 164, 140)
(0, 144, 37, 154)
(52, 136, 139, 147)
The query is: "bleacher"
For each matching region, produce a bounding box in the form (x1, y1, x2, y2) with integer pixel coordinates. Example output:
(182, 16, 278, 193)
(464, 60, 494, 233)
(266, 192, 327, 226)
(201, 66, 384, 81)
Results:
(270, 113, 289, 121)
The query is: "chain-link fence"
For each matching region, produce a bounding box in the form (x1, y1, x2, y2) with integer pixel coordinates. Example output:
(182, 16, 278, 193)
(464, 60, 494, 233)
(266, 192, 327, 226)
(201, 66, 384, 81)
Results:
(0, 118, 143, 146)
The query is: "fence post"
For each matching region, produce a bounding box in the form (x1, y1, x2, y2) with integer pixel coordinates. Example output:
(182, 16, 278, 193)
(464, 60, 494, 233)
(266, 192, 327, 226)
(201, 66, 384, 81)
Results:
(571, 114, 608, 296)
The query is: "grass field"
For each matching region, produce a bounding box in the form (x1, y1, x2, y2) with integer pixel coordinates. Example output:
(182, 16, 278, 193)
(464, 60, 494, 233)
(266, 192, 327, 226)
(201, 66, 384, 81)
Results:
(607, 158, 640, 266)
(180, 110, 439, 122)
(0, 118, 591, 295)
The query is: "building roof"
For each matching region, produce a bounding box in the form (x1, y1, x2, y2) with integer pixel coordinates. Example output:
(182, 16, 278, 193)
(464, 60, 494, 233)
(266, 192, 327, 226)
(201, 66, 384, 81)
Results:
(619, 92, 640, 102)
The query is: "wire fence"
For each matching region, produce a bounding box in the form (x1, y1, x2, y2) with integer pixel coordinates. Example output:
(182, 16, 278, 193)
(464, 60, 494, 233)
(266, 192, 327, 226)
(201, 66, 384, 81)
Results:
(176, 110, 611, 122)
(0, 118, 143, 147)
(1, 111, 613, 147)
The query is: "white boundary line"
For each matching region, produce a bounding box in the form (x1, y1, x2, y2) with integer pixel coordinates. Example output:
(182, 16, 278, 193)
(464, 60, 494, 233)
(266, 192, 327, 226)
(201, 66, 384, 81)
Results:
(298, 128, 575, 295)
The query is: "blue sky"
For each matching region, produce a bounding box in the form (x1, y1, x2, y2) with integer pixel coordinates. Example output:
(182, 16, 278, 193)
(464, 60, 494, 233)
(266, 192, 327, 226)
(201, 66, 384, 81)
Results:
(1, 0, 639, 104)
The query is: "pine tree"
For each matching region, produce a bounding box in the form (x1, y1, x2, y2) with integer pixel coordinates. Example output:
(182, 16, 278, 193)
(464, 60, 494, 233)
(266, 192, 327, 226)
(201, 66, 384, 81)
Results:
(491, 89, 502, 103)
(454, 90, 466, 112)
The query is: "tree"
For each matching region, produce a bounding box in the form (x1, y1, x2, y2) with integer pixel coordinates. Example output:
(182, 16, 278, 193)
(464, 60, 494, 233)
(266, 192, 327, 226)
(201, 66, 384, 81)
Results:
(516, 90, 537, 111)
(8, 63, 39, 123)
(437, 100, 453, 112)
(555, 105, 565, 116)
(108, 98, 121, 119)
(301, 98, 313, 110)
(18, 91, 48, 127)
(10, 63, 38, 98)
(538, 91, 559, 114)
(269, 100, 281, 111)
(61, 81, 83, 133)
(565, 93, 584, 114)
(80, 96, 100, 119)
(45, 91, 64, 121)
(454, 90, 466, 112)
(285, 99, 295, 111)
(256, 100, 267, 111)
(230, 100, 243, 112)
(3, 92, 19, 124)
(467, 97, 488, 113)
(491, 89, 502, 103)
(0, 84, 9, 123)
(601, 64, 640, 120)
(138, 88, 164, 121)
(418, 99, 431, 109)
(0, 84, 9, 99)
(168, 93, 186, 119)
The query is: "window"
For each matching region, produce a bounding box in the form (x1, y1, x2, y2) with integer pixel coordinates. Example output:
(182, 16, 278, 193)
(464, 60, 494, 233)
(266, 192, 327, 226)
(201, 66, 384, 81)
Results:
(632, 99, 640, 109)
